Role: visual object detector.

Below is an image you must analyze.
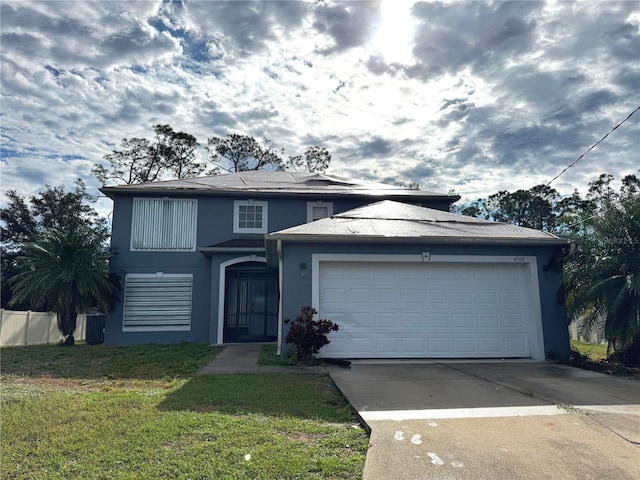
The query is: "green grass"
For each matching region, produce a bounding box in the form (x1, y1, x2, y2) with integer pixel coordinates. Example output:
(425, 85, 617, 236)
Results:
(0, 342, 221, 379)
(257, 344, 323, 366)
(571, 340, 608, 361)
(160, 374, 354, 421)
(1, 343, 367, 479)
(257, 343, 299, 366)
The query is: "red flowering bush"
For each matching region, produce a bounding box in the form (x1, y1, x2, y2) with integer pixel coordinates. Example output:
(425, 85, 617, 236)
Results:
(284, 306, 339, 361)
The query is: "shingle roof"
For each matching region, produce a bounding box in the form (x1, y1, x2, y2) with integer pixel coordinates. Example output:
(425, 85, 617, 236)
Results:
(266, 200, 567, 245)
(198, 237, 266, 255)
(100, 171, 458, 201)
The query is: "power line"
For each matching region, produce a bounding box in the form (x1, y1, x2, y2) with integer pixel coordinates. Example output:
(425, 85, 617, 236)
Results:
(546, 105, 640, 187)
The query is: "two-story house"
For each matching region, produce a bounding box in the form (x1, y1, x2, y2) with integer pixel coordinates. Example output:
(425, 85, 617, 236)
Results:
(102, 171, 569, 360)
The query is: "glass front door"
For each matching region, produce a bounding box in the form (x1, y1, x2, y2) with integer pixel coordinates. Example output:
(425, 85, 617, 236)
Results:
(224, 263, 278, 343)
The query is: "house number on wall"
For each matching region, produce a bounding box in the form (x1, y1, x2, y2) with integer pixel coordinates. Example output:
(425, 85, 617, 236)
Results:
(513, 256, 525, 262)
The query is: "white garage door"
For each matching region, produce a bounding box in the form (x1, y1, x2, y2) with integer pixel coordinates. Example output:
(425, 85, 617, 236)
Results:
(317, 260, 540, 359)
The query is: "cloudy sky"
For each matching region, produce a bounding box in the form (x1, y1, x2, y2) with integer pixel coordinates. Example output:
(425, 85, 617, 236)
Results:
(2, 0, 639, 216)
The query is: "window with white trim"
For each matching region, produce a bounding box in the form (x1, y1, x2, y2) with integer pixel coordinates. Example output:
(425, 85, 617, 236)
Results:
(233, 200, 268, 234)
(307, 201, 333, 222)
(131, 198, 197, 251)
(123, 273, 192, 331)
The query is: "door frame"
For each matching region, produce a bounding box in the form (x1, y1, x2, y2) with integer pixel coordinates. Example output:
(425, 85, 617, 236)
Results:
(217, 256, 269, 344)
(222, 262, 277, 343)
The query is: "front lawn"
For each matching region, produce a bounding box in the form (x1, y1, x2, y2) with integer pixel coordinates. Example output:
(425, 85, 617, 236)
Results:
(1, 343, 368, 479)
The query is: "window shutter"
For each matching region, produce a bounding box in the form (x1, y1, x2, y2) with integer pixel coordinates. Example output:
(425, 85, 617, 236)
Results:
(131, 198, 197, 250)
(123, 274, 192, 329)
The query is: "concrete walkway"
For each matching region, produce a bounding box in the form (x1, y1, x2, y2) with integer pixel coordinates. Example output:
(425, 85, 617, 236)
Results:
(199, 343, 326, 374)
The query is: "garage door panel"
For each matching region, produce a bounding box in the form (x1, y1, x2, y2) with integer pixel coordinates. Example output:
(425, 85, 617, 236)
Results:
(503, 313, 526, 329)
(502, 289, 525, 304)
(449, 264, 474, 280)
(400, 337, 424, 355)
(427, 313, 449, 328)
(373, 264, 396, 282)
(377, 337, 400, 354)
(349, 288, 373, 304)
(401, 313, 424, 328)
(477, 289, 498, 304)
(478, 337, 501, 353)
(323, 264, 350, 280)
(337, 335, 375, 354)
(478, 313, 500, 328)
(428, 337, 452, 353)
(451, 289, 473, 304)
(473, 266, 497, 281)
(505, 336, 529, 354)
(399, 265, 426, 281)
(401, 289, 424, 303)
(452, 314, 474, 329)
(318, 261, 537, 358)
(322, 287, 348, 304)
(427, 290, 448, 303)
(375, 288, 399, 303)
(498, 266, 525, 281)
(375, 312, 398, 328)
(453, 337, 477, 354)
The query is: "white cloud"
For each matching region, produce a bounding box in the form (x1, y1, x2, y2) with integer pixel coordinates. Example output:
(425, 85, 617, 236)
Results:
(1, 0, 638, 213)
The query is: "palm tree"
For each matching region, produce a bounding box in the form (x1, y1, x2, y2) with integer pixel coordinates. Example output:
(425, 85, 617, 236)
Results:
(10, 229, 118, 345)
(564, 194, 640, 355)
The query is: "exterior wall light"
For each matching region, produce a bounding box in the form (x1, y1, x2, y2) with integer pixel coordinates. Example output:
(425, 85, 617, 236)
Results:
(300, 262, 307, 278)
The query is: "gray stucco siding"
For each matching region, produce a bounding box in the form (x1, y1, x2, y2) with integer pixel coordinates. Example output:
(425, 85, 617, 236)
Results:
(109, 194, 454, 262)
(104, 190, 458, 346)
(277, 242, 569, 359)
(110, 194, 420, 252)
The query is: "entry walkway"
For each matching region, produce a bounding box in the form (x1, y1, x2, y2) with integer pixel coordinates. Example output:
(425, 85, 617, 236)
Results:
(199, 343, 326, 374)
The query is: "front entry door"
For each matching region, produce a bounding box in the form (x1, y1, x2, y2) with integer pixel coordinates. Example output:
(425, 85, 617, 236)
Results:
(224, 263, 278, 343)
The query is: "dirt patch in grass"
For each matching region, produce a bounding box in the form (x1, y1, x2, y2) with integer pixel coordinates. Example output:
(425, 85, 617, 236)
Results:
(2, 374, 178, 393)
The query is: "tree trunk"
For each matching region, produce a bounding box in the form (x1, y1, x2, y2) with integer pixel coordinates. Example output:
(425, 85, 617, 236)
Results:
(57, 304, 77, 343)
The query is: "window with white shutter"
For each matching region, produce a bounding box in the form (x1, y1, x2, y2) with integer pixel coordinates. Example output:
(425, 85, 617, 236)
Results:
(131, 198, 197, 251)
(123, 274, 192, 331)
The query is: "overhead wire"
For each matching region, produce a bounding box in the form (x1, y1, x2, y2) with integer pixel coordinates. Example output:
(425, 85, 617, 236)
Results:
(545, 105, 640, 187)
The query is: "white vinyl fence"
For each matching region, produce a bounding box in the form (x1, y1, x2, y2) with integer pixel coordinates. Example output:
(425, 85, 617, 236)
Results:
(0, 309, 86, 347)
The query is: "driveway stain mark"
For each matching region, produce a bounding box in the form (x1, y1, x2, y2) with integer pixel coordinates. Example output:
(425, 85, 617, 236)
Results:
(394, 430, 404, 441)
(411, 434, 423, 444)
(427, 452, 444, 466)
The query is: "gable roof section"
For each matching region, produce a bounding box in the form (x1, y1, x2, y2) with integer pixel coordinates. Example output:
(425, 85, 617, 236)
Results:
(100, 171, 458, 202)
(266, 200, 568, 246)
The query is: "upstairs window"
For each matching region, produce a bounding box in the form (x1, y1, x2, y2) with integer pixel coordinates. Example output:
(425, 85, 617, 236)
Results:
(307, 201, 333, 222)
(131, 198, 197, 251)
(234, 200, 268, 234)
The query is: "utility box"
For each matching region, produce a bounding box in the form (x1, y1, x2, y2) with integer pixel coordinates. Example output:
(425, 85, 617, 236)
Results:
(85, 311, 106, 345)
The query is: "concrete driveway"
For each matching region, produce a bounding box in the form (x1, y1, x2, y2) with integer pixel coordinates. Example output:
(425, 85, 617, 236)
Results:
(327, 361, 640, 480)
